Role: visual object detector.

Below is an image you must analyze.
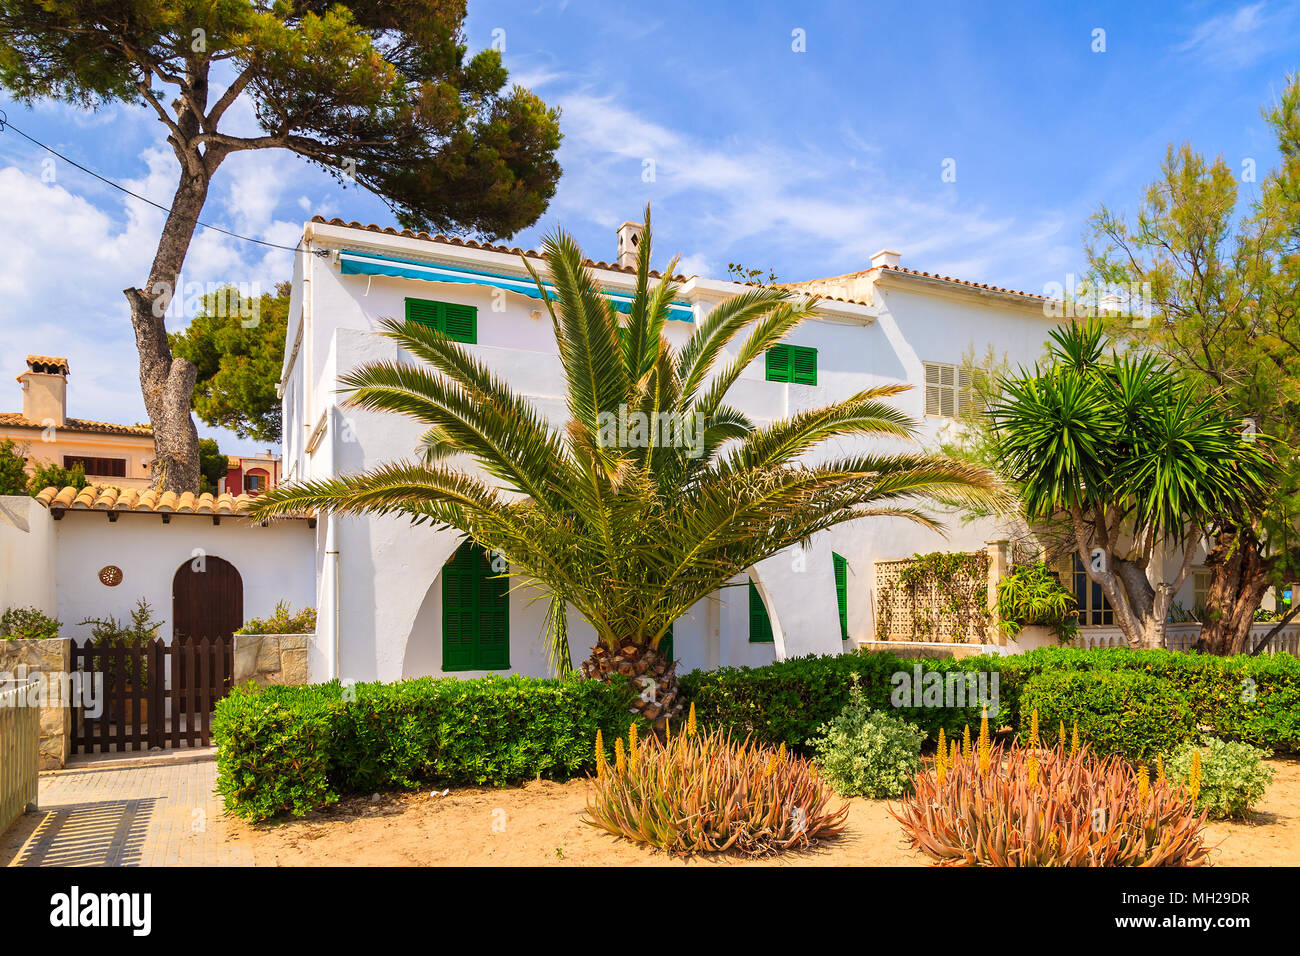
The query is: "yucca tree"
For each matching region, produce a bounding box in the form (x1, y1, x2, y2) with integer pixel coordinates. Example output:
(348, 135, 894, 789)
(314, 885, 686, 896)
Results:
(989, 321, 1276, 651)
(250, 210, 1004, 728)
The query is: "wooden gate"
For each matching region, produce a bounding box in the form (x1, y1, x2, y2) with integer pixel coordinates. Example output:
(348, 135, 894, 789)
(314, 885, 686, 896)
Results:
(173, 554, 243, 713)
(71, 637, 233, 754)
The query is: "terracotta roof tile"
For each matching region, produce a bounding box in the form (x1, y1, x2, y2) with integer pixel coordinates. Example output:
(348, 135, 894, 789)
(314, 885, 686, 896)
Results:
(25, 355, 70, 374)
(0, 412, 152, 436)
(872, 264, 1049, 301)
(32, 484, 306, 519)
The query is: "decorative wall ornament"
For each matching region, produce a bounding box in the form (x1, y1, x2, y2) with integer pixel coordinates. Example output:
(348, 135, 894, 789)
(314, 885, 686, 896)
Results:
(98, 565, 123, 587)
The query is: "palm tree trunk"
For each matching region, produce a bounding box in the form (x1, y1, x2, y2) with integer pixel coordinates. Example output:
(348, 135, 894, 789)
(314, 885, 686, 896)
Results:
(581, 641, 682, 733)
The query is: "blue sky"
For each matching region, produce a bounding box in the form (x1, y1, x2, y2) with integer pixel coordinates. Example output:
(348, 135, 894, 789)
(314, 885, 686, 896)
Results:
(0, 0, 1297, 453)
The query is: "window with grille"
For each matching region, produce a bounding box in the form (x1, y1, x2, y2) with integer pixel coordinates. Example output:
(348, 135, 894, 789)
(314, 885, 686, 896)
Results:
(63, 456, 126, 477)
(1072, 554, 1115, 626)
(923, 362, 977, 418)
(1192, 569, 1211, 610)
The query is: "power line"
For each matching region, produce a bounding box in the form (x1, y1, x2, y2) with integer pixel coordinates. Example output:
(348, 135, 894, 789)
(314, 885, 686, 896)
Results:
(0, 109, 320, 256)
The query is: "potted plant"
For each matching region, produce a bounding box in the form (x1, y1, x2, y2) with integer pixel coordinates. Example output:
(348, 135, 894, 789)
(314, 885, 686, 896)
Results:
(0, 605, 61, 641)
(996, 562, 1080, 646)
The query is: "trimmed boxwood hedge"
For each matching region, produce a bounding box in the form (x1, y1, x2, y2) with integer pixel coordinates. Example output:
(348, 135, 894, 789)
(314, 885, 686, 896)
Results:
(213, 674, 643, 822)
(1015, 670, 1195, 761)
(679, 646, 1300, 757)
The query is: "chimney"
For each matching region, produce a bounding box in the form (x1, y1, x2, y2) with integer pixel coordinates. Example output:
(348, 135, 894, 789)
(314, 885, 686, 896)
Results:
(870, 249, 902, 270)
(17, 355, 69, 427)
(616, 221, 644, 269)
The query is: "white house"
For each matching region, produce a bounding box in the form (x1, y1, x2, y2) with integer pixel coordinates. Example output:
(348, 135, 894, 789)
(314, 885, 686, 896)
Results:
(277, 216, 1222, 684)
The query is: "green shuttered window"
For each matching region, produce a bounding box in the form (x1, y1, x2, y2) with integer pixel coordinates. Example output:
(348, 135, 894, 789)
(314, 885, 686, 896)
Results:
(833, 552, 849, 641)
(406, 297, 477, 344)
(442, 541, 509, 670)
(765, 344, 817, 385)
(748, 579, 774, 643)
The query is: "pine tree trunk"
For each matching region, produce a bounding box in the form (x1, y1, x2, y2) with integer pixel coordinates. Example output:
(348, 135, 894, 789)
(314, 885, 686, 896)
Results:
(122, 171, 210, 494)
(581, 641, 682, 734)
(1197, 527, 1272, 656)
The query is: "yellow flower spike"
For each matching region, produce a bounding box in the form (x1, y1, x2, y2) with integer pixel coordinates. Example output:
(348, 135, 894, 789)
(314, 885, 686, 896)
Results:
(1189, 749, 1202, 802)
(777, 742, 787, 763)
(1156, 754, 1165, 783)
(764, 753, 776, 778)
(977, 715, 990, 776)
(595, 729, 606, 780)
(1138, 765, 1149, 804)
(1058, 721, 1066, 752)
(665, 718, 671, 745)
(1030, 709, 1039, 748)
(1027, 753, 1039, 788)
(962, 724, 972, 763)
(687, 702, 697, 738)
(950, 739, 959, 772)
(937, 727, 947, 763)
(615, 737, 626, 774)
(1070, 722, 1080, 757)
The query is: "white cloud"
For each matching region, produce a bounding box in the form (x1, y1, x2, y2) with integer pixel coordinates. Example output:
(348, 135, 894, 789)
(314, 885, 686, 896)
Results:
(1175, 1, 1295, 68)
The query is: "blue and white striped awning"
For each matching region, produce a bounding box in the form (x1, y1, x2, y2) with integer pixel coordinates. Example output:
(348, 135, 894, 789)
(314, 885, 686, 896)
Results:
(338, 248, 695, 322)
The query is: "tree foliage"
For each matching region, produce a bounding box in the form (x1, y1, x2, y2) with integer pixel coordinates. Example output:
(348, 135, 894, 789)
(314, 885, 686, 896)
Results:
(172, 284, 288, 443)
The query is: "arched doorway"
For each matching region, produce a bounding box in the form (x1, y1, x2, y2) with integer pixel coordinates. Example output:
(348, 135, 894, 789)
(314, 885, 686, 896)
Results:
(172, 555, 244, 643)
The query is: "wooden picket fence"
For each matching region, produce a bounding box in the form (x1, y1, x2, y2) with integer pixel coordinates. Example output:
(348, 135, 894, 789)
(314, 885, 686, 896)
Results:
(0, 680, 39, 834)
(71, 637, 233, 755)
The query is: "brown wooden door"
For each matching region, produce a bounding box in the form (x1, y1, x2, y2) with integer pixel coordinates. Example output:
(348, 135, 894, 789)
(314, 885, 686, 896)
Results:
(172, 555, 243, 642)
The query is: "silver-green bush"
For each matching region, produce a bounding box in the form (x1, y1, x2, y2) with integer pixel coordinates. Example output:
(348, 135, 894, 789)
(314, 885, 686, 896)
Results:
(808, 678, 925, 798)
(1168, 736, 1274, 820)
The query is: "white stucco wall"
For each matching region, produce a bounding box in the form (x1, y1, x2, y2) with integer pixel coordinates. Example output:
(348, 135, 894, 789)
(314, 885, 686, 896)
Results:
(0, 495, 57, 616)
(50, 512, 315, 645)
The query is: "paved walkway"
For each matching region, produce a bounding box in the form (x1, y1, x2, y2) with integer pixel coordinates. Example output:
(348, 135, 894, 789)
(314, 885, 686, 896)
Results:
(4, 754, 252, 867)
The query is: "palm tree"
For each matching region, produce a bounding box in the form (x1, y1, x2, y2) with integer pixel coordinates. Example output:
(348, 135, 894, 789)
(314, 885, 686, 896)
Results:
(250, 210, 1004, 728)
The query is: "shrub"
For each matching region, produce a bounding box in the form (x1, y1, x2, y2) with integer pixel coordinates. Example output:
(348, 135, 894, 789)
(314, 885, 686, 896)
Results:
(583, 724, 849, 855)
(213, 682, 340, 822)
(79, 598, 162, 689)
(236, 601, 316, 635)
(808, 677, 925, 797)
(893, 740, 1210, 866)
(680, 651, 1003, 753)
(26, 460, 87, 496)
(1167, 737, 1274, 820)
(995, 562, 1078, 642)
(1016, 670, 1194, 761)
(0, 605, 61, 640)
(213, 673, 644, 820)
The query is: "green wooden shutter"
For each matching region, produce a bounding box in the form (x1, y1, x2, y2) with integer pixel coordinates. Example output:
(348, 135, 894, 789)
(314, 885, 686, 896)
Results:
(660, 621, 674, 661)
(791, 346, 818, 385)
(748, 580, 774, 643)
(443, 302, 477, 343)
(442, 541, 509, 671)
(406, 297, 442, 330)
(442, 543, 475, 670)
(833, 552, 849, 641)
(405, 298, 477, 344)
(765, 344, 792, 382)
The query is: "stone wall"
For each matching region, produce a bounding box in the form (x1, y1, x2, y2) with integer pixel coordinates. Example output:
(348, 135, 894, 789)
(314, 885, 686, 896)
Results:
(0, 638, 71, 770)
(232, 633, 310, 688)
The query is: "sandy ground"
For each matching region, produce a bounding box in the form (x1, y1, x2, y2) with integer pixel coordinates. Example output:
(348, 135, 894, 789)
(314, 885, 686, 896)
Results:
(225, 758, 1300, 867)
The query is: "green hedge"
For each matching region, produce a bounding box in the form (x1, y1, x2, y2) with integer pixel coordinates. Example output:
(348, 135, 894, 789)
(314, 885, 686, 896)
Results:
(679, 651, 1004, 752)
(1016, 670, 1196, 761)
(214, 674, 642, 822)
(679, 646, 1300, 757)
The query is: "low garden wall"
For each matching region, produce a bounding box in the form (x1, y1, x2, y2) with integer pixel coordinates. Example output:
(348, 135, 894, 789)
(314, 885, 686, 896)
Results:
(0, 638, 71, 770)
(232, 633, 311, 687)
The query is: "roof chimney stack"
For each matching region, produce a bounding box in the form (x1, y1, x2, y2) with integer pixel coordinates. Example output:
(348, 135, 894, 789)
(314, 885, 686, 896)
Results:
(870, 249, 901, 270)
(17, 355, 69, 428)
(616, 221, 644, 269)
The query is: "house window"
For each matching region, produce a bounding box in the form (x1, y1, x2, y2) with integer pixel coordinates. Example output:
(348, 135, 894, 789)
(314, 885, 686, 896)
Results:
(765, 344, 817, 385)
(1193, 569, 1211, 610)
(923, 362, 976, 418)
(406, 297, 477, 344)
(1072, 554, 1115, 626)
(244, 473, 266, 494)
(442, 541, 509, 670)
(833, 552, 849, 641)
(63, 456, 126, 477)
(749, 579, 774, 643)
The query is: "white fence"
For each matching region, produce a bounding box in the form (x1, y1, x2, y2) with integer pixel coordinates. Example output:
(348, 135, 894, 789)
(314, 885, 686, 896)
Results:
(1075, 622, 1300, 654)
(0, 680, 39, 835)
